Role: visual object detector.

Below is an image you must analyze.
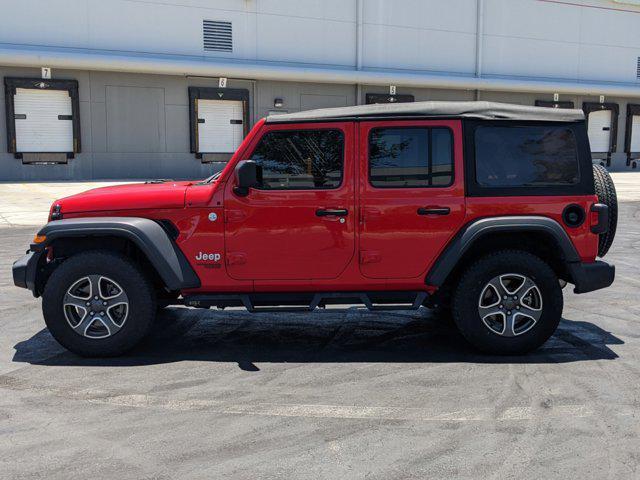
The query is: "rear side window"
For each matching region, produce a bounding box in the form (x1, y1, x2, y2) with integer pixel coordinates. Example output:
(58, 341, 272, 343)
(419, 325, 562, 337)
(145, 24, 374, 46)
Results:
(250, 129, 344, 189)
(368, 127, 453, 188)
(475, 125, 579, 187)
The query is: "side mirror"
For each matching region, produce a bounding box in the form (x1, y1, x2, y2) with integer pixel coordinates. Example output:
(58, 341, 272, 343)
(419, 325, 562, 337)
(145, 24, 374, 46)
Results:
(233, 160, 262, 197)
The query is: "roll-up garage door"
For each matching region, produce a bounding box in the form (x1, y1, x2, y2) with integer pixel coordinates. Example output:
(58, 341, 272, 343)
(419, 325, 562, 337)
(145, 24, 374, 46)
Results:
(587, 109, 613, 153)
(625, 105, 640, 161)
(197, 99, 244, 153)
(13, 88, 73, 152)
(630, 114, 640, 153)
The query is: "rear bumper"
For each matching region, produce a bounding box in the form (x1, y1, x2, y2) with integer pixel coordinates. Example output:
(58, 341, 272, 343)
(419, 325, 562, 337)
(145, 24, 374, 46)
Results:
(12, 251, 42, 296)
(568, 260, 615, 294)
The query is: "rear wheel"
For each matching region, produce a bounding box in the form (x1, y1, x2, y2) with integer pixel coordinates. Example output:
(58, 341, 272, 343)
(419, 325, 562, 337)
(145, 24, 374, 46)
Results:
(42, 251, 156, 357)
(452, 250, 562, 355)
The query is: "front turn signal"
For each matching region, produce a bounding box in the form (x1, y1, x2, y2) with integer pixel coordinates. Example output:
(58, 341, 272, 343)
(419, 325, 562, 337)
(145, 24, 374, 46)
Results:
(33, 234, 47, 244)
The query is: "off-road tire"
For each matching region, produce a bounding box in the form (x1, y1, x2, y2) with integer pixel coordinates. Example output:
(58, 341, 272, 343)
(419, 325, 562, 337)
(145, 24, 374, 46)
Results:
(592, 164, 618, 257)
(42, 251, 156, 357)
(452, 250, 563, 355)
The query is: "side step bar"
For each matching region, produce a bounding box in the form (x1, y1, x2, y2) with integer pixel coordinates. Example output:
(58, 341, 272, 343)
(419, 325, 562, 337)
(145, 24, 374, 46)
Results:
(184, 291, 429, 313)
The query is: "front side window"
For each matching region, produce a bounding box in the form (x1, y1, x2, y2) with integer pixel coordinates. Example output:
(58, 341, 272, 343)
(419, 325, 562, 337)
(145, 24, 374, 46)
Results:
(368, 127, 453, 188)
(250, 129, 344, 189)
(475, 125, 579, 187)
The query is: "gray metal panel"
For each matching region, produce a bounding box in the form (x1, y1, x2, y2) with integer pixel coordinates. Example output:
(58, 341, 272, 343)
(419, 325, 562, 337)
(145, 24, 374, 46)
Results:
(255, 80, 355, 122)
(300, 94, 348, 111)
(165, 104, 190, 153)
(266, 101, 585, 123)
(362, 85, 476, 104)
(105, 85, 166, 153)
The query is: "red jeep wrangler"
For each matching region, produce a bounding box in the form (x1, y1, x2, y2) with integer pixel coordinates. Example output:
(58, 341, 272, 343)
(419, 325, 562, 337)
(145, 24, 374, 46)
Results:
(13, 102, 617, 357)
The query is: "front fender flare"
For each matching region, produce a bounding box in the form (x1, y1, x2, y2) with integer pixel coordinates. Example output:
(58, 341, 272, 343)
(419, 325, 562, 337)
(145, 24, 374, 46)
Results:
(426, 216, 581, 287)
(38, 217, 200, 291)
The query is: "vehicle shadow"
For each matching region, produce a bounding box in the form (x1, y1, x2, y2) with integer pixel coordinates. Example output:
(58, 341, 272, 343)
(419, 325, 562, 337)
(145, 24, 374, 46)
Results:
(13, 307, 622, 369)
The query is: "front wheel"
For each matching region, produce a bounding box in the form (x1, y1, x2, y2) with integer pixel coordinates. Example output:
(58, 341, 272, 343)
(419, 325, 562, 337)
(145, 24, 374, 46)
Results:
(42, 251, 156, 357)
(452, 250, 563, 355)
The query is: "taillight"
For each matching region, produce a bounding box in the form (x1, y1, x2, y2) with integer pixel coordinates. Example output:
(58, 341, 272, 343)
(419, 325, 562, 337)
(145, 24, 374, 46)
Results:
(590, 203, 609, 234)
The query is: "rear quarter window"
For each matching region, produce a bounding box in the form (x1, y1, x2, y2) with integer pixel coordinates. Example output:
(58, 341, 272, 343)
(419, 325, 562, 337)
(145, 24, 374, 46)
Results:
(368, 127, 453, 188)
(475, 125, 579, 187)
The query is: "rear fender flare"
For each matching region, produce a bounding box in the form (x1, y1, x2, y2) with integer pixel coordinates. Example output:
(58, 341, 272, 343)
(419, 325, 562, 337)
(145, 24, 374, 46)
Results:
(38, 217, 200, 291)
(426, 216, 580, 287)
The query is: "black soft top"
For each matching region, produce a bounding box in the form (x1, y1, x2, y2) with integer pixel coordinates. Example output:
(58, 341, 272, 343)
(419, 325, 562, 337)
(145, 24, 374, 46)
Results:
(265, 101, 584, 124)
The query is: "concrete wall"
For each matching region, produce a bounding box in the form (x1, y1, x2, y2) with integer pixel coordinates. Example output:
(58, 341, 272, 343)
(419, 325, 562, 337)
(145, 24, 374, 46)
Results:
(362, 0, 478, 74)
(3, 1, 640, 84)
(0, 0, 357, 67)
(483, 0, 640, 83)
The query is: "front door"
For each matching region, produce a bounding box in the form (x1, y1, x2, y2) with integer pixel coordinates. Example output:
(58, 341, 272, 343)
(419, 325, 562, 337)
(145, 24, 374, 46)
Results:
(224, 122, 355, 280)
(358, 120, 466, 279)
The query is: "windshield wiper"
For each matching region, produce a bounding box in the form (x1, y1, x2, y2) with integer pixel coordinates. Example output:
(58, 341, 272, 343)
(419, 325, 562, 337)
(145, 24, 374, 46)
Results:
(201, 171, 222, 184)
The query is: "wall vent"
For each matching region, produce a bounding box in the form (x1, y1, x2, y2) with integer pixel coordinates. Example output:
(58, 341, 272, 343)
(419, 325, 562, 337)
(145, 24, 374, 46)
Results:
(203, 20, 232, 52)
(637, 56, 640, 79)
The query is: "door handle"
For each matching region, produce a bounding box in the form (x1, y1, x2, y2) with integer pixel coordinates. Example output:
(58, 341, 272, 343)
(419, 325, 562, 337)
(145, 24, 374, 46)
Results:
(316, 208, 348, 217)
(417, 207, 450, 216)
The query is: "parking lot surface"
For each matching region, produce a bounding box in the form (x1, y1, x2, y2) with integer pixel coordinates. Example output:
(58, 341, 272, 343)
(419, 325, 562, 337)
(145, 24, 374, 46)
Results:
(0, 175, 639, 479)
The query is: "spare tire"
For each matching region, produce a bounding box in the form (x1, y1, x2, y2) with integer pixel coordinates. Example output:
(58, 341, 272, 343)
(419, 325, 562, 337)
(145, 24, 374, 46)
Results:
(592, 164, 618, 257)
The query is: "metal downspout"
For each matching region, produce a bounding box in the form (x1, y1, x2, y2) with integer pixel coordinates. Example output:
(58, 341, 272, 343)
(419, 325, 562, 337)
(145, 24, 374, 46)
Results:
(475, 0, 484, 100)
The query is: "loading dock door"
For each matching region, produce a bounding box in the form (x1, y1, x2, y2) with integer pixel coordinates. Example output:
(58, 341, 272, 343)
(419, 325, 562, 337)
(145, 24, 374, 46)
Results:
(624, 104, 640, 167)
(583, 103, 618, 165)
(197, 99, 244, 153)
(13, 88, 73, 152)
(587, 109, 612, 153)
(630, 115, 640, 153)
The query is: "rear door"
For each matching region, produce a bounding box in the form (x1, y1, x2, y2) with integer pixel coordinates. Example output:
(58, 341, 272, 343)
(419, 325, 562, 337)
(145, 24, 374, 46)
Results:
(224, 122, 355, 280)
(358, 120, 465, 279)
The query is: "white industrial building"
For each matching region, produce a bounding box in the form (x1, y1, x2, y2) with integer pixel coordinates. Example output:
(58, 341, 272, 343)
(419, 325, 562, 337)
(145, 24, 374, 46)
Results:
(1, 0, 640, 180)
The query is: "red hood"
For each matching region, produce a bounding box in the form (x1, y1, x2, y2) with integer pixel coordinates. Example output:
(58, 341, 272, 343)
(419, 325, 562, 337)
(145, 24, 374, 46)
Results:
(54, 181, 193, 214)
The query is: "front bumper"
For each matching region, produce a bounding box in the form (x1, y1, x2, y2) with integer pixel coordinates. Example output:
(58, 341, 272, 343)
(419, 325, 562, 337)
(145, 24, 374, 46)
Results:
(568, 260, 615, 294)
(12, 250, 43, 296)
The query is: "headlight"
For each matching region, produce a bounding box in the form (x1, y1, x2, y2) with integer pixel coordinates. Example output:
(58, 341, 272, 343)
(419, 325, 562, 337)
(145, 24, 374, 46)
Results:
(50, 204, 63, 221)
